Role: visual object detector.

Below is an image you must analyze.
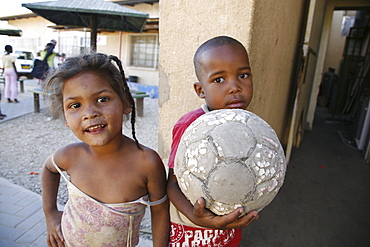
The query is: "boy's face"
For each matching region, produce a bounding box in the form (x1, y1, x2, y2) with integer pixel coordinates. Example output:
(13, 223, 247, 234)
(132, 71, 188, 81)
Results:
(194, 44, 253, 111)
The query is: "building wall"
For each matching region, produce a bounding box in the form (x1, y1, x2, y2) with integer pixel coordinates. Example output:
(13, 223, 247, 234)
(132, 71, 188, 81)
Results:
(7, 16, 58, 52)
(122, 33, 159, 86)
(96, 31, 160, 85)
(247, 0, 306, 145)
(112, 2, 160, 85)
(125, 2, 159, 18)
(158, 0, 306, 160)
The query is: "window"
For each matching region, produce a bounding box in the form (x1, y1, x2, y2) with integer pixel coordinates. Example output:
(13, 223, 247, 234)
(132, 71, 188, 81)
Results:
(129, 35, 158, 68)
(15, 51, 34, 60)
(80, 36, 90, 54)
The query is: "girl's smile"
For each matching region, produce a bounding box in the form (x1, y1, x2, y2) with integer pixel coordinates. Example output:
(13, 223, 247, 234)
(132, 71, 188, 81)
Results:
(84, 124, 107, 133)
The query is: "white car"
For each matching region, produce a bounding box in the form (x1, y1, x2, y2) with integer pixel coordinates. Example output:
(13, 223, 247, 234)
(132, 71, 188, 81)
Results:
(14, 49, 36, 79)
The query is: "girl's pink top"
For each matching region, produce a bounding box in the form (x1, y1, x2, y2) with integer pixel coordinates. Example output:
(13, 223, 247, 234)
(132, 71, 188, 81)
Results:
(51, 155, 167, 247)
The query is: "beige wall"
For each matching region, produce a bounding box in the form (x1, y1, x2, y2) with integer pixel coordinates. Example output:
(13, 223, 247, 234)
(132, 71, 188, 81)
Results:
(158, 0, 306, 160)
(7, 16, 58, 52)
(248, 0, 306, 144)
(125, 2, 159, 18)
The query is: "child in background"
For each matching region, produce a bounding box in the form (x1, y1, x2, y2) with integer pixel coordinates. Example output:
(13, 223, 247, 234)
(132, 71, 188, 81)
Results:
(167, 36, 259, 246)
(42, 53, 169, 247)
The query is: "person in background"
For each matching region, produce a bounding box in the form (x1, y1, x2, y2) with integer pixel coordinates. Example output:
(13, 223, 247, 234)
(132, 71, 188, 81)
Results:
(50, 39, 57, 48)
(40, 43, 58, 70)
(2, 45, 19, 103)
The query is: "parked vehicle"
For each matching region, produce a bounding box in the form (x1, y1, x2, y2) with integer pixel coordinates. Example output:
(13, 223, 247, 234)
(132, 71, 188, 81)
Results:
(14, 49, 35, 79)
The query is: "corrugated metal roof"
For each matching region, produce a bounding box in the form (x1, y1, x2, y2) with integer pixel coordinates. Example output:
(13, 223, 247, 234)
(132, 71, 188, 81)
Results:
(22, 0, 149, 33)
(22, 0, 148, 17)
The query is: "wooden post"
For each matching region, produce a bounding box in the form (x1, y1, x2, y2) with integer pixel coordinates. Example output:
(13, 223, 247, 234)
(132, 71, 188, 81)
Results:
(90, 14, 98, 52)
(19, 79, 24, 93)
(33, 93, 40, 113)
(135, 98, 144, 117)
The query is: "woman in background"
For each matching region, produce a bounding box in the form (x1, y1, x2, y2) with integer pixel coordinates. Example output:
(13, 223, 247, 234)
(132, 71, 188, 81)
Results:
(2, 45, 19, 103)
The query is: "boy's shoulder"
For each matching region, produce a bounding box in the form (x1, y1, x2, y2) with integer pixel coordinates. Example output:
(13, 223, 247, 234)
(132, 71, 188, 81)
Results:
(175, 107, 206, 127)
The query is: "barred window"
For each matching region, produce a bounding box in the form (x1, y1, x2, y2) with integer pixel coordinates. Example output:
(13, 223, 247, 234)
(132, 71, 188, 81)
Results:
(130, 35, 158, 68)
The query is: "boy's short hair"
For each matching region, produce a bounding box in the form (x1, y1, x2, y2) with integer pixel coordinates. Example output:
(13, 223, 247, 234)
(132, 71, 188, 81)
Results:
(193, 36, 245, 77)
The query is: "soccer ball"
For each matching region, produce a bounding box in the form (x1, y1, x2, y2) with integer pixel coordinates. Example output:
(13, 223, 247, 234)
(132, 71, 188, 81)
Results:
(174, 109, 286, 215)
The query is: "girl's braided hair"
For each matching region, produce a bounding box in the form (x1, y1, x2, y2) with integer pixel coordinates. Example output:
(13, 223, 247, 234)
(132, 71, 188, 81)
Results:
(43, 53, 140, 147)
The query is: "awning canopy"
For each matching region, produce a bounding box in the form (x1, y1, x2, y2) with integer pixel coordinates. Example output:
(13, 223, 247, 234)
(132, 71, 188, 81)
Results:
(0, 23, 22, 36)
(22, 0, 149, 51)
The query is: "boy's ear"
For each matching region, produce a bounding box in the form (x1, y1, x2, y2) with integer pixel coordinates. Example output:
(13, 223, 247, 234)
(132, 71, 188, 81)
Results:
(194, 82, 205, 99)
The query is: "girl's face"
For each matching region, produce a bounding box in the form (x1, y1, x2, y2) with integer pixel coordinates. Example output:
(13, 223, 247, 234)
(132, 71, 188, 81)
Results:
(63, 71, 131, 147)
(194, 44, 253, 111)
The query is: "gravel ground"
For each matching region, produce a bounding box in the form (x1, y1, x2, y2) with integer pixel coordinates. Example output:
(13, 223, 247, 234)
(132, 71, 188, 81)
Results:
(0, 97, 159, 239)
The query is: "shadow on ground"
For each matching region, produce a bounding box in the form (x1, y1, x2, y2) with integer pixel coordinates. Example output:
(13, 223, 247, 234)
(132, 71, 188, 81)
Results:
(242, 107, 370, 247)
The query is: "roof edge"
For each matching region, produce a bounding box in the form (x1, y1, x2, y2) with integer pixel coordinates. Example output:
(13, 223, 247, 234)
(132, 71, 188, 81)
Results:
(0, 13, 38, 21)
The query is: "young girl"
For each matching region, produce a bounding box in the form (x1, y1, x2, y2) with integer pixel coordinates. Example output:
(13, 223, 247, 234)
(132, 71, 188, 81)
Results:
(42, 53, 169, 247)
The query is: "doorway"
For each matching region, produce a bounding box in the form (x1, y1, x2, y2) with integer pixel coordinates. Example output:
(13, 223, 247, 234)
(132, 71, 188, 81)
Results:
(320, 10, 370, 160)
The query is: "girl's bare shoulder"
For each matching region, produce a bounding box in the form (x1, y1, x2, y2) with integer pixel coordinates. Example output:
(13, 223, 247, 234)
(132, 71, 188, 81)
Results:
(52, 142, 88, 170)
(136, 145, 165, 171)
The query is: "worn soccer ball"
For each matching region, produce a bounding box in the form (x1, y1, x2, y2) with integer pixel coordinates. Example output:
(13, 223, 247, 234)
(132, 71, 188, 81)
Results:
(174, 109, 286, 215)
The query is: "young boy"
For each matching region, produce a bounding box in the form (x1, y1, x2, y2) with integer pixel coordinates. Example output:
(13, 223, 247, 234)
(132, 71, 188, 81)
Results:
(167, 36, 259, 246)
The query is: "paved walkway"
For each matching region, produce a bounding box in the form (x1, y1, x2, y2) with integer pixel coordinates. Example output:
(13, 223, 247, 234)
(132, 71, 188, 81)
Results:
(0, 79, 152, 246)
(0, 177, 49, 247)
(0, 79, 50, 246)
(0, 79, 41, 124)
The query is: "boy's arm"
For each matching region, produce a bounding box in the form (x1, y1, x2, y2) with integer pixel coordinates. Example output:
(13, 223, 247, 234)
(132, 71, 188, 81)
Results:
(146, 150, 170, 246)
(42, 156, 65, 247)
(167, 168, 259, 230)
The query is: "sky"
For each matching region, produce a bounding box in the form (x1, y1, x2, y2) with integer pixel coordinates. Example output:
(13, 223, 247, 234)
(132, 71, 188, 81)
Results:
(0, 0, 48, 18)
(0, 0, 49, 48)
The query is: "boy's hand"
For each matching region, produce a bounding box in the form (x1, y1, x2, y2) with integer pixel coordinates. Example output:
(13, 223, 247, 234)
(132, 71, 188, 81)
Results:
(193, 197, 259, 230)
(45, 210, 65, 247)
